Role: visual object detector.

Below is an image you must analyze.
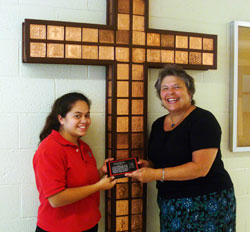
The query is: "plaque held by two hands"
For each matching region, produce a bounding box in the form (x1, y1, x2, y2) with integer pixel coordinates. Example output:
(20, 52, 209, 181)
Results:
(106, 157, 139, 179)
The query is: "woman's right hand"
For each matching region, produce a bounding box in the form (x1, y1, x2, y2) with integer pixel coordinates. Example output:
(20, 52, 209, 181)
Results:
(97, 175, 117, 190)
(138, 159, 153, 168)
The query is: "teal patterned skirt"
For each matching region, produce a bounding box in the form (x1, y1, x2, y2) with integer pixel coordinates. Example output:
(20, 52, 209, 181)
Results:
(157, 188, 236, 232)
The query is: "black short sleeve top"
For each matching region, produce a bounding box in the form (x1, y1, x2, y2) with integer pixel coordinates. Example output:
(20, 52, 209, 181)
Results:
(148, 107, 233, 198)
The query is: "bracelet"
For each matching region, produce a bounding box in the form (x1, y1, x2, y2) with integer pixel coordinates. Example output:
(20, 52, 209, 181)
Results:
(161, 168, 165, 182)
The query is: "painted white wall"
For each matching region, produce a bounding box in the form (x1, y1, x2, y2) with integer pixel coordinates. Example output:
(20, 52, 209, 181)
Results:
(0, 0, 249, 231)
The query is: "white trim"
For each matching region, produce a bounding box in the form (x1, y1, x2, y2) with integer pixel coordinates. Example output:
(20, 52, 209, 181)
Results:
(230, 21, 250, 152)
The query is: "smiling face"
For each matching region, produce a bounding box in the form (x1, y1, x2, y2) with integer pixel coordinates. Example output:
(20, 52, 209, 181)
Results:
(160, 75, 192, 113)
(58, 100, 91, 144)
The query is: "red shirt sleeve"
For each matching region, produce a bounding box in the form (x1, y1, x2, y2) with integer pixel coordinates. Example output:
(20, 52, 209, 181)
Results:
(34, 141, 66, 198)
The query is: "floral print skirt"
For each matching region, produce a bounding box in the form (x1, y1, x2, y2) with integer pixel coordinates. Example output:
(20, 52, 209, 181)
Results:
(157, 188, 236, 232)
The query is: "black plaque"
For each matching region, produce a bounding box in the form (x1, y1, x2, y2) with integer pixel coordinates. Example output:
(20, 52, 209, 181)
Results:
(106, 157, 139, 179)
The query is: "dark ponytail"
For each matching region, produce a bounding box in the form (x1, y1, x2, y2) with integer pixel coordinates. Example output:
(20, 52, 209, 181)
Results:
(39, 92, 91, 142)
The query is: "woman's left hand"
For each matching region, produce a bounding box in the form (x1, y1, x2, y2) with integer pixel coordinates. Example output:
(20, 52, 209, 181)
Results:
(125, 167, 156, 183)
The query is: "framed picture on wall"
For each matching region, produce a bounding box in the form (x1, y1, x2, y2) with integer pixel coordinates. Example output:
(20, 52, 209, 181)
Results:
(230, 21, 250, 152)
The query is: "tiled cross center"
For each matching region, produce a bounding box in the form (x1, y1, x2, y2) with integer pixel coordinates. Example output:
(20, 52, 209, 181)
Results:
(22, 0, 217, 231)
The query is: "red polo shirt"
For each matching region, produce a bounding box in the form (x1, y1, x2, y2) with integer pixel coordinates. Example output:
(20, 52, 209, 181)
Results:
(33, 130, 101, 232)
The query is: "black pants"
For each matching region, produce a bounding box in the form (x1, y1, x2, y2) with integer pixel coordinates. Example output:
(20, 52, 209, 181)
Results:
(36, 224, 98, 232)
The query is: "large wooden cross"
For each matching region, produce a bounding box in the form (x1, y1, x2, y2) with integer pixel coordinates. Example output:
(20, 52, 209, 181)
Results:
(22, 0, 217, 231)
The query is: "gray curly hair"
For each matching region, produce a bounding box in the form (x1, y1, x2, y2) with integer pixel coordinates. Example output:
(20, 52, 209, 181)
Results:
(154, 65, 196, 105)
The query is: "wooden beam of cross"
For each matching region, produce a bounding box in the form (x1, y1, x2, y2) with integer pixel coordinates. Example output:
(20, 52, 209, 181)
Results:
(22, 0, 217, 231)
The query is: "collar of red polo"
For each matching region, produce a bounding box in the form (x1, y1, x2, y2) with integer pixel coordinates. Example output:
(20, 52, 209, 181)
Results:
(50, 130, 79, 147)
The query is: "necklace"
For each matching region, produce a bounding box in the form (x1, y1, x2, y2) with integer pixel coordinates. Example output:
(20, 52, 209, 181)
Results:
(169, 105, 193, 129)
(171, 123, 175, 128)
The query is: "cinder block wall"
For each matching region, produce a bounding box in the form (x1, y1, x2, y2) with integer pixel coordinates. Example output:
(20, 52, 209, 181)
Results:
(0, 0, 249, 231)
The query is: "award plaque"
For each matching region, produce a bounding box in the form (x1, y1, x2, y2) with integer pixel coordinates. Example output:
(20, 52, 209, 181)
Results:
(106, 157, 139, 179)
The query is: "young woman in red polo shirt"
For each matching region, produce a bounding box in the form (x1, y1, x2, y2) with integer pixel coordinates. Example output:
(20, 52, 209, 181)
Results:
(33, 92, 117, 232)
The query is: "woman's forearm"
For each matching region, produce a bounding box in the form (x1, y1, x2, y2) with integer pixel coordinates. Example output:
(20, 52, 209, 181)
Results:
(48, 182, 101, 208)
(156, 148, 217, 181)
(160, 161, 208, 181)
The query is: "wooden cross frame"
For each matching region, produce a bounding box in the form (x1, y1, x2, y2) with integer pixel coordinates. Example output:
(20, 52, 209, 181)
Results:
(22, 0, 217, 231)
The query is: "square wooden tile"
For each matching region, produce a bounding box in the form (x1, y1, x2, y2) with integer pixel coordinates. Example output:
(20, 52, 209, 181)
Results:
(132, 48, 145, 63)
(161, 50, 174, 63)
(108, 65, 113, 80)
(202, 52, 213, 65)
(108, 116, 112, 131)
(189, 36, 202, 50)
(176, 35, 188, 49)
(189, 52, 201, 65)
(117, 99, 129, 115)
(65, 44, 81, 59)
(203, 38, 214, 50)
(133, 15, 145, 31)
(117, 63, 129, 80)
(82, 28, 98, 42)
(131, 150, 143, 159)
(30, 24, 46, 40)
(108, 98, 112, 114)
(117, 177, 129, 183)
(132, 116, 144, 132)
(118, 14, 130, 30)
(116, 200, 128, 216)
(131, 133, 144, 149)
(99, 46, 114, 60)
(65, 27, 81, 42)
(132, 199, 143, 214)
(109, 0, 113, 14)
(132, 182, 143, 197)
(99, 29, 114, 44)
(30, 42, 46, 57)
(161, 34, 175, 47)
(82, 45, 98, 59)
(117, 81, 129, 97)
(107, 199, 111, 215)
(108, 133, 112, 149)
(132, 100, 144, 115)
(117, 133, 129, 149)
(47, 25, 64, 41)
(117, 117, 129, 132)
(133, 0, 145, 15)
(175, 51, 188, 64)
(147, 33, 160, 46)
(117, 150, 129, 159)
(132, 64, 144, 80)
(108, 149, 112, 157)
(47, 43, 64, 58)
(133, 31, 145, 45)
(131, 214, 143, 230)
(116, 47, 129, 62)
(132, 81, 144, 97)
(118, 0, 130, 14)
(108, 81, 112, 97)
(147, 49, 161, 62)
(116, 183, 129, 199)
(116, 216, 128, 231)
(116, 30, 130, 44)
(107, 215, 111, 230)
